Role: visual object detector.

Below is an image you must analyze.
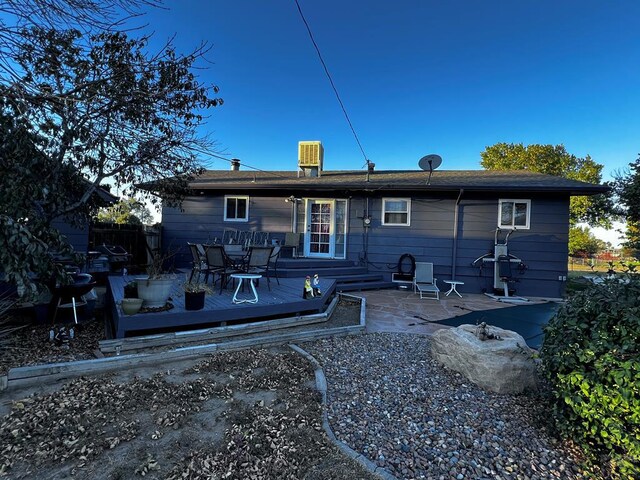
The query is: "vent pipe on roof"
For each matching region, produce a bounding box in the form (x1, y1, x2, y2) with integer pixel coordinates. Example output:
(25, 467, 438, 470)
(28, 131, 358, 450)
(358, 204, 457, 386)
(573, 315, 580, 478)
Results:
(366, 160, 375, 182)
(230, 158, 240, 171)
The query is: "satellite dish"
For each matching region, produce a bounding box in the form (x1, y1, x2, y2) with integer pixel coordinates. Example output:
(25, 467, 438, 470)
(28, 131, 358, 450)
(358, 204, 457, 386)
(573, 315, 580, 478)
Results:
(418, 154, 442, 185)
(418, 154, 442, 171)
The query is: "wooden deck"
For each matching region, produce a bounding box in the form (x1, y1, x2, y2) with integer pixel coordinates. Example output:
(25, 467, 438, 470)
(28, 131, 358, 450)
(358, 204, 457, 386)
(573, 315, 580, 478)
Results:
(107, 275, 336, 338)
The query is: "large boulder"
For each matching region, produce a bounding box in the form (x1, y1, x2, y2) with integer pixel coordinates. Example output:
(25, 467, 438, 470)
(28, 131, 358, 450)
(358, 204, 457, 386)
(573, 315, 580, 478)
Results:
(430, 324, 538, 394)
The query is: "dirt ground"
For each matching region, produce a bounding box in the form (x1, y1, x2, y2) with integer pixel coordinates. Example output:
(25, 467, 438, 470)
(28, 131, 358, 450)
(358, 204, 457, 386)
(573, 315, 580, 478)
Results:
(0, 319, 104, 376)
(0, 300, 373, 479)
(0, 346, 375, 479)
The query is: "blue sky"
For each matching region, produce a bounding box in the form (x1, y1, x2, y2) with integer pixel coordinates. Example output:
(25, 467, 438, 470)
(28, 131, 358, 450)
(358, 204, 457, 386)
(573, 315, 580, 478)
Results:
(137, 0, 639, 181)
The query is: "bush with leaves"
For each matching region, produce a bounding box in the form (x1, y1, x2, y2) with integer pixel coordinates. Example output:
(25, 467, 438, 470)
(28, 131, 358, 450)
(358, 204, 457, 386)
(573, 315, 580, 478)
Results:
(541, 274, 640, 478)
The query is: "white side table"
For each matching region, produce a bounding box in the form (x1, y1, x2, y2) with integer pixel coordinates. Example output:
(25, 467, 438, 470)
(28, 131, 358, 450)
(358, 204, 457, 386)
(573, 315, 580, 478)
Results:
(443, 280, 464, 297)
(230, 274, 261, 304)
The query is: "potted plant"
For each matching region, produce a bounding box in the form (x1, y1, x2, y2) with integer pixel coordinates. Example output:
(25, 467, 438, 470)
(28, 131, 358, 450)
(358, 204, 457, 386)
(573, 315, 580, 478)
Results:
(182, 282, 213, 311)
(136, 251, 177, 308)
(123, 280, 138, 299)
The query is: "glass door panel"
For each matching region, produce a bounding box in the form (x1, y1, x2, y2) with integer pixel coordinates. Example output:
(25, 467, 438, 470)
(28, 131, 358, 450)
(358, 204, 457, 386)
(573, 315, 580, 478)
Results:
(305, 200, 333, 257)
(334, 199, 347, 258)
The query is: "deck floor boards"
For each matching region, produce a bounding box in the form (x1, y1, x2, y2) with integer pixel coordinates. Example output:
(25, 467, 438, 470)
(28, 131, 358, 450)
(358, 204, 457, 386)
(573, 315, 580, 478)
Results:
(108, 275, 336, 338)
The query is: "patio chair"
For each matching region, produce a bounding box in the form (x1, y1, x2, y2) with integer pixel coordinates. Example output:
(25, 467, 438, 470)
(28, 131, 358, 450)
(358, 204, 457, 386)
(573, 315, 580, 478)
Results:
(188, 242, 209, 283)
(223, 243, 244, 255)
(205, 245, 240, 293)
(282, 232, 301, 258)
(268, 245, 281, 285)
(244, 246, 274, 290)
(223, 243, 248, 269)
(413, 262, 440, 300)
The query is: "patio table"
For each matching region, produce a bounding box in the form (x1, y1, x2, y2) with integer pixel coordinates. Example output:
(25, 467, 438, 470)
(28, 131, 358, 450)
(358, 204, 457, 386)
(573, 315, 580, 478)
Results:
(230, 273, 261, 304)
(443, 280, 464, 297)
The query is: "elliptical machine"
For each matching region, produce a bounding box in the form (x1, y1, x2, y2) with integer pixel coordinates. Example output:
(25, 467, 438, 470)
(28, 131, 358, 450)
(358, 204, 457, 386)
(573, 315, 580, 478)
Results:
(472, 228, 529, 303)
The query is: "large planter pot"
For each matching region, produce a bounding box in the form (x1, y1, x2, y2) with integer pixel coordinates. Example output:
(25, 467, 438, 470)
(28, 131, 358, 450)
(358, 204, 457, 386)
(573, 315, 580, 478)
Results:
(136, 276, 175, 308)
(184, 290, 206, 311)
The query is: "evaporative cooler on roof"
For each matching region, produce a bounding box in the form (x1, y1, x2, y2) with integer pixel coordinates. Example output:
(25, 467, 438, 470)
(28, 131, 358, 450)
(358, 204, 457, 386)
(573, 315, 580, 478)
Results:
(298, 141, 323, 176)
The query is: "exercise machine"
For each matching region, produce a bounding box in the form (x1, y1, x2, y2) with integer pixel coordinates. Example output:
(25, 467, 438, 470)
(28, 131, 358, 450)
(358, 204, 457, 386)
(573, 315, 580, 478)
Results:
(472, 228, 529, 303)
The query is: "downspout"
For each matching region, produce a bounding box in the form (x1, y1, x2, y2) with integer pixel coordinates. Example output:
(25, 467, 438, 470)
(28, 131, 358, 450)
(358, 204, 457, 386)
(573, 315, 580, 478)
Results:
(451, 189, 464, 280)
(292, 200, 298, 233)
(362, 197, 370, 266)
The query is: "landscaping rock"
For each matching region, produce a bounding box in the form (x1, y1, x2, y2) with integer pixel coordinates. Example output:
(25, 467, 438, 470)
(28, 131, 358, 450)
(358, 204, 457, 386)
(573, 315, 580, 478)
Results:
(430, 324, 537, 394)
(305, 333, 588, 480)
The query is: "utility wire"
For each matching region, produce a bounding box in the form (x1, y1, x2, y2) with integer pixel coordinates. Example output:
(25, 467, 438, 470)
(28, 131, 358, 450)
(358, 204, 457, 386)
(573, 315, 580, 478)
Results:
(190, 146, 299, 182)
(294, 0, 370, 167)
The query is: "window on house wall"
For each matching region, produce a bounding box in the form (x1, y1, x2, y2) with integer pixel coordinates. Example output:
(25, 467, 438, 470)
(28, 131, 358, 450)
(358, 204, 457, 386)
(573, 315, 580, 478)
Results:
(224, 196, 249, 222)
(498, 199, 530, 229)
(382, 198, 411, 226)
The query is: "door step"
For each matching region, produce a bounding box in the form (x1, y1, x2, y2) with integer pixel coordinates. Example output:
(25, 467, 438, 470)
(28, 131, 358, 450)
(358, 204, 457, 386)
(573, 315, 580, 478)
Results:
(270, 258, 397, 292)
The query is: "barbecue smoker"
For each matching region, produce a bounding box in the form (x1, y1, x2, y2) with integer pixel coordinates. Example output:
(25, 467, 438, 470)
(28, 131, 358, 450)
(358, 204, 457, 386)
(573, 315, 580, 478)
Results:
(94, 244, 132, 273)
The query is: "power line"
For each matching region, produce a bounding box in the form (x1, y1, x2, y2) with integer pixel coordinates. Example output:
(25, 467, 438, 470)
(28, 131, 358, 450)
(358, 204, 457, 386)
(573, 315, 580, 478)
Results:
(191, 146, 298, 182)
(293, 0, 370, 167)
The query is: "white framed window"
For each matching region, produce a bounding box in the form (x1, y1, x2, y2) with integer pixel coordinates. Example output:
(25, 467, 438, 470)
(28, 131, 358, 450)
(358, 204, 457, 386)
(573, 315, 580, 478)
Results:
(382, 198, 411, 226)
(224, 195, 249, 222)
(498, 199, 530, 229)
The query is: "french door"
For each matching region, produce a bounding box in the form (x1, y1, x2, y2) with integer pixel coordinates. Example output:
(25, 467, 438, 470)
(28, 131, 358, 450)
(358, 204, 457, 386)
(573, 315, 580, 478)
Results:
(304, 200, 334, 258)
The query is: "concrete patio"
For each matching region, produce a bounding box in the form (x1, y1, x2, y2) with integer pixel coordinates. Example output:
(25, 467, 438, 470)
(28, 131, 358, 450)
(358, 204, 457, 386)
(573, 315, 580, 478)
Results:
(359, 288, 552, 335)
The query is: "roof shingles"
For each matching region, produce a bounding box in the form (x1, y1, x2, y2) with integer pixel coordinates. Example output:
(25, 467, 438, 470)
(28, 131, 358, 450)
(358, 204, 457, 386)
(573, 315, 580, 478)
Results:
(186, 169, 608, 195)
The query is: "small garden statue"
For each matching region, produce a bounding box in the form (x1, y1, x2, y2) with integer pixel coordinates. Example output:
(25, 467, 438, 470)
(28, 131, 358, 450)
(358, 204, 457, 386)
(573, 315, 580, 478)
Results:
(49, 325, 74, 349)
(312, 273, 321, 296)
(475, 321, 502, 341)
(303, 275, 314, 299)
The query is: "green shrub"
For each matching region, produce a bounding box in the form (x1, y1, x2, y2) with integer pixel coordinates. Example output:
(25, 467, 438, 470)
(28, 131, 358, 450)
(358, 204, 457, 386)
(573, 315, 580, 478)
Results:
(541, 275, 640, 478)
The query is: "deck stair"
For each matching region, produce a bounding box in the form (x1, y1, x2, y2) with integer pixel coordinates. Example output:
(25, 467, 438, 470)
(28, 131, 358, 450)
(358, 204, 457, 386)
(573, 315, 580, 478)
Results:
(275, 258, 396, 292)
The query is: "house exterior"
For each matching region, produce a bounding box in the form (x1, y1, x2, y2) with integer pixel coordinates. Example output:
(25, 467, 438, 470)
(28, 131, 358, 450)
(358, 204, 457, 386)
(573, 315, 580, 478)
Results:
(159, 166, 607, 299)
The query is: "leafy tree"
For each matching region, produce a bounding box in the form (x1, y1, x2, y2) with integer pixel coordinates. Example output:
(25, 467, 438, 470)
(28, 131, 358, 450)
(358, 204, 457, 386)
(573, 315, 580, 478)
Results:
(97, 198, 154, 225)
(1, 16, 222, 296)
(568, 226, 601, 257)
(480, 143, 613, 228)
(0, 108, 99, 296)
(613, 155, 640, 250)
(0, 0, 160, 81)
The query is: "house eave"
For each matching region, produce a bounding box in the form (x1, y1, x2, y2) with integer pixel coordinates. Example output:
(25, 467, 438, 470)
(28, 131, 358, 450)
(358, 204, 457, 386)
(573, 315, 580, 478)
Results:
(187, 182, 610, 196)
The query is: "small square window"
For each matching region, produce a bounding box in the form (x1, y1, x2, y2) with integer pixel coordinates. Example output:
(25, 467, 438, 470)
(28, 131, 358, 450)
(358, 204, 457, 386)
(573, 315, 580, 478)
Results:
(224, 196, 249, 222)
(498, 199, 530, 229)
(382, 198, 411, 226)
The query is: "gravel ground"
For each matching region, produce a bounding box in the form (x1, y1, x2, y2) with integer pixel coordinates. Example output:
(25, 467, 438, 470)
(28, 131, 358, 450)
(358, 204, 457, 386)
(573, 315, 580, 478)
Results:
(304, 333, 593, 480)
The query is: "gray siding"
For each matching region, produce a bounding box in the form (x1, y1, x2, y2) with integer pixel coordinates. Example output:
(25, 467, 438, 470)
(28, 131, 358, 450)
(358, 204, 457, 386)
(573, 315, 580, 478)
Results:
(52, 218, 89, 254)
(351, 195, 569, 298)
(162, 192, 570, 298)
(162, 196, 293, 267)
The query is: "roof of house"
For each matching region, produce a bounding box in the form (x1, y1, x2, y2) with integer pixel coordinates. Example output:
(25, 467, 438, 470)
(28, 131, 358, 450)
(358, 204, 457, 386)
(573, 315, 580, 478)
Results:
(181, 169, 608, 196)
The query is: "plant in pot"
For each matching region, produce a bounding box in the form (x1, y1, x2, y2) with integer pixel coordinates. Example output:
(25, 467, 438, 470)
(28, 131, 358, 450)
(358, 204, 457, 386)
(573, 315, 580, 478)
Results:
(182, 282, 213, 311)
(123, 280, 138, 299)
(136, 251, 177, 308)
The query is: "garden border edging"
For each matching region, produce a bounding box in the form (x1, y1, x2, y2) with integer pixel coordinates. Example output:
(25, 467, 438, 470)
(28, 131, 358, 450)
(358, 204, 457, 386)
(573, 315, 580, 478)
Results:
(290, 343, 398, 480)
(1, 293, 364, 391)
